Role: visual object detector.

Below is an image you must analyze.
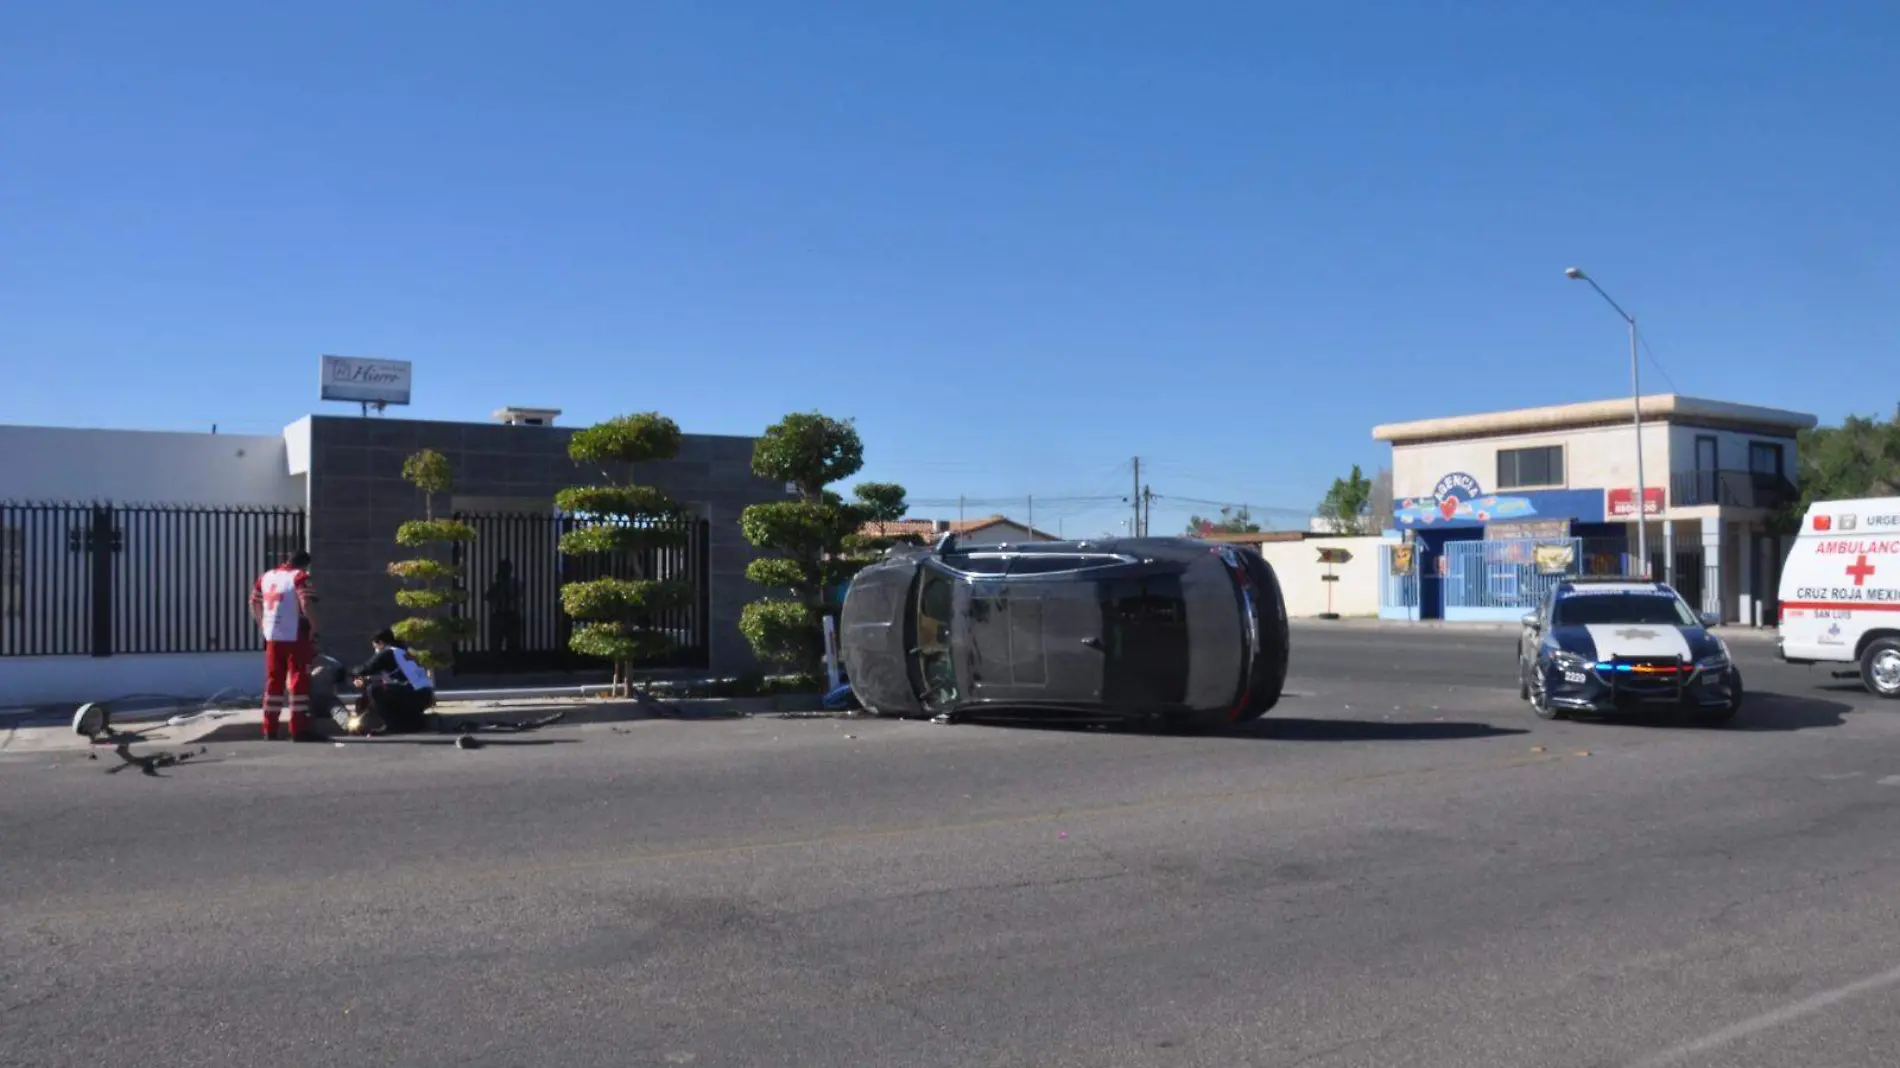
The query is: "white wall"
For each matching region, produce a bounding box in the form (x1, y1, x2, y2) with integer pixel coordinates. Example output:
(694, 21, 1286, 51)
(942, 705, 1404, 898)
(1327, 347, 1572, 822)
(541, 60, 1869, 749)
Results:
(1392, 422, 1673, 500)
(1394, 422, 1802, 504)
(1258, 536, 1388, 618)
(285, 417, 312, 478)
(0, 424, 304, 506)
(0, 653, 261, 711)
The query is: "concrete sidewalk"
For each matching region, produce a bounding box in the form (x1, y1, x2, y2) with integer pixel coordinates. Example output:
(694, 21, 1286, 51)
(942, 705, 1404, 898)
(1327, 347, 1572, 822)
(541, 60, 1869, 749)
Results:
(0, 692, 832, 758)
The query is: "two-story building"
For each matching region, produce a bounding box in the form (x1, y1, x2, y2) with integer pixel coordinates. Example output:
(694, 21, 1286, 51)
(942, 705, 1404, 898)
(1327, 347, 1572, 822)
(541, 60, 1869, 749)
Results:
(1369, 394, 1815, 626)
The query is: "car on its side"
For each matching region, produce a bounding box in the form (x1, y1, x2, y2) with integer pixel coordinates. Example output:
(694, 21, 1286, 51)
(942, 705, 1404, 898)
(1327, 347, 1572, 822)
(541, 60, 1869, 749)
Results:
(839, 535, 1289, 732)
(1517, 578, 1743, 726)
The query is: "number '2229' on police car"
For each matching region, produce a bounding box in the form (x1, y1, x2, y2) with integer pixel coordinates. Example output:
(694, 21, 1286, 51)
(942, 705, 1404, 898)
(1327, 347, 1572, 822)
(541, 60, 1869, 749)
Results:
(1518, 580, 1743, 726)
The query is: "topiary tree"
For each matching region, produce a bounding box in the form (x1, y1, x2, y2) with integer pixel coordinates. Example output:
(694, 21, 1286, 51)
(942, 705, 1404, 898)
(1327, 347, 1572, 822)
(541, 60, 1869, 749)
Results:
(557, 412, 693, 702)
(739, 413, 907, 680)
(388, 449, 477, 671)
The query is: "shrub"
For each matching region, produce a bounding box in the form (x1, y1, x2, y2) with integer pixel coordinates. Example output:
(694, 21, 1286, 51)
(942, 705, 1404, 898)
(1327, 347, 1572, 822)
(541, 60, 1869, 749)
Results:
(738, 412, 909, 678)
(558, 412, 692, 698)
(385, 449, 476, 670)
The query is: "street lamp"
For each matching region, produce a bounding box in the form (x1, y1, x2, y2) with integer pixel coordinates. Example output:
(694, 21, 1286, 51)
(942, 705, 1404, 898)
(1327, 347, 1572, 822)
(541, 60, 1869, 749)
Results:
(1565, 266, 1649, 577)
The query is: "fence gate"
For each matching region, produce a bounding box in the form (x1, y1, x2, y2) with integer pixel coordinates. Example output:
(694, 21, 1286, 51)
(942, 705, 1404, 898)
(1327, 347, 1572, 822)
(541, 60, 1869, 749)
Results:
(0, 501, 307, 658)
(1378, 543, 1420, 620)
(450, 512, 711, 675)
(1442, 538, 1587, 622)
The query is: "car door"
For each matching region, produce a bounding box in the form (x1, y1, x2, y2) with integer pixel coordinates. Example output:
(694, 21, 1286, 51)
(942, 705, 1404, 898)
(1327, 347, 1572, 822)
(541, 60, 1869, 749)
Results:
(1102, 571, 1192, 712)
(1520, 589, 1551, 669)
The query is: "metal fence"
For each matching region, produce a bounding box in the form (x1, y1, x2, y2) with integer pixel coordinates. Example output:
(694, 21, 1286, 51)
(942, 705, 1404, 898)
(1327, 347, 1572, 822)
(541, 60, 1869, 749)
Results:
(450, 512, 711, 674)
(0, 501, 307, 658)
(1443, 538, 1587, 616)
(1378, 543, 1420, 617)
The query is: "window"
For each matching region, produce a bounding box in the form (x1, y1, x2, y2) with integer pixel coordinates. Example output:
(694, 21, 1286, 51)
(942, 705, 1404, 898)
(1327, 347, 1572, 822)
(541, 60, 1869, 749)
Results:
(1006, 554, 1121, 575)
(915, 567, 958, 706)
(1, 525, 19, 620)
(941, 554, 1013, 576)
(1748, 441, 1785, 478)
(1497, 445, 1564, 490)
(1551, 592, 1696, 628)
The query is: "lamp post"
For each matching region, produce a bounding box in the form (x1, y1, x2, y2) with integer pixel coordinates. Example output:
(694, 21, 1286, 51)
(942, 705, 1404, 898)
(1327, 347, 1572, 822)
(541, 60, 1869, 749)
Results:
(1564, 266, 1648, 577)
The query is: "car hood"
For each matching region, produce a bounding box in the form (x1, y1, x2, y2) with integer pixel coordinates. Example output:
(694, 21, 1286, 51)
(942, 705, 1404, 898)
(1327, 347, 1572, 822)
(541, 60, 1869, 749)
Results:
(838, 556, 924, 716)
(1550, 624, 1723, 662)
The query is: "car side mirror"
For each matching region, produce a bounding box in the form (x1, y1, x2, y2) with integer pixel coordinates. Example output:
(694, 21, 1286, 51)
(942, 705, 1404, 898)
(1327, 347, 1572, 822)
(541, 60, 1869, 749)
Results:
(1521, 611, 1541, 630)
(1699, 611, 1720, 629)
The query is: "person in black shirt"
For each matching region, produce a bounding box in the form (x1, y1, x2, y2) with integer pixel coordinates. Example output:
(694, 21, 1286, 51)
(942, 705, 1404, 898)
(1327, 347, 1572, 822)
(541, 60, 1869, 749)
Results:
(346, 628, 437, 734)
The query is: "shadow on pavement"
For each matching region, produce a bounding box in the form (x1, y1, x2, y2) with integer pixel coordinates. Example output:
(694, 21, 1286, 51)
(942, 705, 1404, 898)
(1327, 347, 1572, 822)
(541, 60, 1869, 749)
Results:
(1575, 692, 1852, 733)
(1231, 718, 1531, 742)
(956, 715, 1528, 742)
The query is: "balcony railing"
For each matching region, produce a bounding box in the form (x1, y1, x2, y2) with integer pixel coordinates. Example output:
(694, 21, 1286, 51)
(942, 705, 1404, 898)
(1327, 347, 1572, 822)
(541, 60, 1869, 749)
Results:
(1669, 469, 1799, 510)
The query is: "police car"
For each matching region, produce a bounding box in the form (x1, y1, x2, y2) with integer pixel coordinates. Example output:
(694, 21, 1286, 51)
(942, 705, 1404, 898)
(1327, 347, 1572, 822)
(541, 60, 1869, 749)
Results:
(1516, 578, 1743, 725)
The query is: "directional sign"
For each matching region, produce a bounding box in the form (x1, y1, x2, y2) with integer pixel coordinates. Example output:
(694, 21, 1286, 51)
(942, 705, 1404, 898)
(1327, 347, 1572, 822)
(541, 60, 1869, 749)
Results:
(1316, 547, 1353, 565)
(1320, 574, 1340, 582)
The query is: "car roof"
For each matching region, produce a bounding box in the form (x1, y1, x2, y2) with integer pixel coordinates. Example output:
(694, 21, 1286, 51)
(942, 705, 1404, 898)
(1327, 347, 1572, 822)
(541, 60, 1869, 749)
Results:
(1554, 579, 1673, 597)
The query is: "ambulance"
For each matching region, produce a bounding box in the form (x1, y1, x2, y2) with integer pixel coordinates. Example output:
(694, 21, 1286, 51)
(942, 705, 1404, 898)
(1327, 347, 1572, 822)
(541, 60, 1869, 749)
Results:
(1776, 497, 1900, 698)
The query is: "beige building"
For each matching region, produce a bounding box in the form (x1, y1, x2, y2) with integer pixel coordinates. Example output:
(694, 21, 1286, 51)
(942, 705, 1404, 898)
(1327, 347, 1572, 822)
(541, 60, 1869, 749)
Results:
(1370, 394, 1815, 625)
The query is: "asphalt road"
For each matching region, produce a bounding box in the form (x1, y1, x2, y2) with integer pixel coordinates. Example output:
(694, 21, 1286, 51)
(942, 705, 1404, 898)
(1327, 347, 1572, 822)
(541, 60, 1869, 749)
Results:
(5, 623, 1900, 1068)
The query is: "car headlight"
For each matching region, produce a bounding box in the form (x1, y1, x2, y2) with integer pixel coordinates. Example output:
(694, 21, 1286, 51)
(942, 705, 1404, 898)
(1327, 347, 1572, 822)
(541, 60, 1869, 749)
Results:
(1697, 638, 1731, 671)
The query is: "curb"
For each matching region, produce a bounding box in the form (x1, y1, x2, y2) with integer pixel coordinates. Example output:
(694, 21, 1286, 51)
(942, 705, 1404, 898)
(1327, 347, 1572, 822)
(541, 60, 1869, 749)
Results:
(2, 691, 843, 756)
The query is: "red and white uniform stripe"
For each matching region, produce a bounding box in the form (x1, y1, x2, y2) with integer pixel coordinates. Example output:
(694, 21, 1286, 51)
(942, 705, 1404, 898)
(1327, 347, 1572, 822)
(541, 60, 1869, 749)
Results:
(250, 565, 315, 737)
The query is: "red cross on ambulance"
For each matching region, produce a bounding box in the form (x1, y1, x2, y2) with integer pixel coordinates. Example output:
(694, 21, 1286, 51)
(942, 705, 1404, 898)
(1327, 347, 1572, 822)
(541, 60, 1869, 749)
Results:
(1846, 555, 1877, 586)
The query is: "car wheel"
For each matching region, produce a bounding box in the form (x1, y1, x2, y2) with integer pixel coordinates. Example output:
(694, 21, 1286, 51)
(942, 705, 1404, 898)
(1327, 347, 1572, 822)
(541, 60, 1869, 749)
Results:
(1518, 657, 1530, 700)
(1860, 638, 1900, 699)
(1233, 559, 1291, 723)
(1528, 663, 1565, 721)
(1695, 667, 1743, 727)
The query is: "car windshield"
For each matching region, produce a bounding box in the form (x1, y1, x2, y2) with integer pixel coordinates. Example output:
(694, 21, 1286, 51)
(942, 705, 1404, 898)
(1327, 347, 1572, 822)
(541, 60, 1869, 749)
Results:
(1552, 592, 1697, 628)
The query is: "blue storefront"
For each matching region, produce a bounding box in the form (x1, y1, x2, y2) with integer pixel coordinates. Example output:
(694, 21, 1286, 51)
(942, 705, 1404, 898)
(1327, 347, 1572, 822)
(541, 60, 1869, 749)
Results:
(1378, 472, 1634, 623)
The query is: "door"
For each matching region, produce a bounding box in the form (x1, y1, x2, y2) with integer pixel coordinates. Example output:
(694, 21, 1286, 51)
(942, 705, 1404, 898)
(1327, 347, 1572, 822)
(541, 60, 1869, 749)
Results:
(1694, 435, 1718, 505)
(914, 564, 961, 712)
(1102, 573, 1191, 711)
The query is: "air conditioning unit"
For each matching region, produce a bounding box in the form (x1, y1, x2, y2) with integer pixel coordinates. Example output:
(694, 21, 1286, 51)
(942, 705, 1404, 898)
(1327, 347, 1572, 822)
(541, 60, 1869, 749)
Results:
(493, 407, 561, 427)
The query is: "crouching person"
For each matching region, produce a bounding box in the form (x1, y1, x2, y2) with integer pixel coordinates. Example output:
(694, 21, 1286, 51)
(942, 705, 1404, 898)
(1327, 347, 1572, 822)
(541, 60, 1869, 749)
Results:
(346, 629, 437, 735)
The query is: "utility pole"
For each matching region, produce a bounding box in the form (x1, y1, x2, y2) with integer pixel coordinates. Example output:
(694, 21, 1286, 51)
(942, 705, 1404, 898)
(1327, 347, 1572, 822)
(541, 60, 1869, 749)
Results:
(1141, 485, 1153, 537)
(1027, 495, 1033, 535)
(1131, 457, 1141, 537)
(958, 494, 965, 526)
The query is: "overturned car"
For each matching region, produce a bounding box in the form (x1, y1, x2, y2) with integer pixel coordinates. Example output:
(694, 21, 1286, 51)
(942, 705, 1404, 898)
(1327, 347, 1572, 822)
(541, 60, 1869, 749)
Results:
(838, 535, 1290, 731)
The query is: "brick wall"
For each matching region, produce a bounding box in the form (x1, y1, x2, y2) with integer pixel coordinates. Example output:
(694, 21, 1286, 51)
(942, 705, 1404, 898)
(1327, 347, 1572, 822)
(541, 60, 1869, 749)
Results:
(304, 415, 787, 678)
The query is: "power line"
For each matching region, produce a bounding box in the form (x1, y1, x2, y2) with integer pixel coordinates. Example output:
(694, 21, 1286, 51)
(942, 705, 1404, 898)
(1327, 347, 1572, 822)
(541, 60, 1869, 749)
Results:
(1634, 329, 1680, 393)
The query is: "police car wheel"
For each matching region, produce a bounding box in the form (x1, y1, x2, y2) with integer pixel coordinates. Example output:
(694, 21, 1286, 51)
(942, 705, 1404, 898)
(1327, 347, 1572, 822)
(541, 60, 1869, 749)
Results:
(1695, 668, 1743, 727)
(1860, 638, 1900, 699)
(1517, 658, 1530, 701)
(1527, 666, 1565, 720)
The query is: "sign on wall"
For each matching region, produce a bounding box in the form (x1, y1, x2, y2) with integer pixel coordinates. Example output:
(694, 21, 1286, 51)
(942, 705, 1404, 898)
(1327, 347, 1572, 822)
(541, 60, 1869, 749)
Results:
(1395, 470, 1610, 529)
(1605, 487, 1666, 517)
(1487, 519, 1571, 541)
(320, 355, 413, 406)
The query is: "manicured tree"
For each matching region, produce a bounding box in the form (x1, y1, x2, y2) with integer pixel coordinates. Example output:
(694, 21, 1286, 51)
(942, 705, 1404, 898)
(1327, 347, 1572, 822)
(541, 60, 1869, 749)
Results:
(741, 413, 908, 679)
(556, 412, 693, 702)
(388, 449, 477, 671)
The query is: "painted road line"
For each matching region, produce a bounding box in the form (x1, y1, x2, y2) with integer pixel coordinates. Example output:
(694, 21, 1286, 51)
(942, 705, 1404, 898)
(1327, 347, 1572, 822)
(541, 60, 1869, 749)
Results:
(1625, 960, 1900, 1067)
(1877, 775, 1900, 786)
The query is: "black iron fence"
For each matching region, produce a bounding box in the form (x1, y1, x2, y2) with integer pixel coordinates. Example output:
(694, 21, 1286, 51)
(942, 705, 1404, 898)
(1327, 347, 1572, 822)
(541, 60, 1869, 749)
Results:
(449, 512, 711, 675)
(1670, 469, 1799, 510)
(0, 501, 307, 658)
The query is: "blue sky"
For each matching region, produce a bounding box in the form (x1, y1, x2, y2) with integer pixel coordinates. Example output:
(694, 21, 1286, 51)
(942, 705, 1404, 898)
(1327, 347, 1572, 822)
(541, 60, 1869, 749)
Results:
(4, 1, 1895, 537)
